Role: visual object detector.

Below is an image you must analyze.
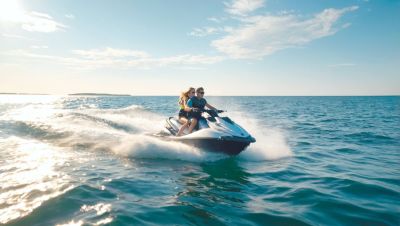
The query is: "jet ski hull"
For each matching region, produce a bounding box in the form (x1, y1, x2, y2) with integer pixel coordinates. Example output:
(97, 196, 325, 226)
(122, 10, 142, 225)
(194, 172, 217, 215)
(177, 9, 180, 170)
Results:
(163, 113, 255, 155)
(176, 137, 252, 155)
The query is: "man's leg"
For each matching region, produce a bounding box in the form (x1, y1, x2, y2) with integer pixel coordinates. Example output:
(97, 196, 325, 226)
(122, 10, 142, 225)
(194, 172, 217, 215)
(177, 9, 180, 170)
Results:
(187, 118, 198, 133)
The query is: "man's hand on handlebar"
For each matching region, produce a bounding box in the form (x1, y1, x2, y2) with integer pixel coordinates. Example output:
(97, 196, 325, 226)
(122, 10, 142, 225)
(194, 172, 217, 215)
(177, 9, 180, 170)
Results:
(191, 107, 201, 113)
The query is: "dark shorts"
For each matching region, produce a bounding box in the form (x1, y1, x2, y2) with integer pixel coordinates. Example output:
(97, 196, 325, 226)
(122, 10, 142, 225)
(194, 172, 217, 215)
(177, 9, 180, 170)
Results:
(178, 109, 188, 118)
(188, 111, 202, 120)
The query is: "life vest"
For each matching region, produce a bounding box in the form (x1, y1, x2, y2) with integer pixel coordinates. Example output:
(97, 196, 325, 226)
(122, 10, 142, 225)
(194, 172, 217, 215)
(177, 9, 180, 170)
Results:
(189, 97, 207, 109)
(178, 97, 187, 109)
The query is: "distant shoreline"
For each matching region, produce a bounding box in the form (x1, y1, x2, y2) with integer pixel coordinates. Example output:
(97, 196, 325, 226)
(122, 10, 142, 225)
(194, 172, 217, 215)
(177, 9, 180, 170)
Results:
(0, 92, 132, 96)
(69, 93, 132, 96)
(0, 92, 49, 95)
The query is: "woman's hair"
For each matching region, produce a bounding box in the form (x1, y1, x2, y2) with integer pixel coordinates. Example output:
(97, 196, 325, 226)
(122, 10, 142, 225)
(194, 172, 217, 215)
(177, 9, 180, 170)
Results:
(179, 87, 195, 104)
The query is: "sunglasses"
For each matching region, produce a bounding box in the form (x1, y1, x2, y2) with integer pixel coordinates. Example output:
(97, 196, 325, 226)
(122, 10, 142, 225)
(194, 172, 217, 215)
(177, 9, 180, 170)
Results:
(197, 92, 205, 94)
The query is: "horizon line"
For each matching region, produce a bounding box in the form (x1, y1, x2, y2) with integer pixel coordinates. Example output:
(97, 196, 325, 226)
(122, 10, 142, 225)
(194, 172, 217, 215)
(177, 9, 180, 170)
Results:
(1, 93, 399, 97)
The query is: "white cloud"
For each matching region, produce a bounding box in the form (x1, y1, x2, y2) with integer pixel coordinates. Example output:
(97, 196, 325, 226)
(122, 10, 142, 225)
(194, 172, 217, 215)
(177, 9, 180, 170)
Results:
(225, 0, 265, 16)
(142, 54, 224, 66)
(207, 17, 222, 23)
(72, 47, 151, 60)
(0, 1, 66, 33)
(71, 48, 225, 68)
(329, 63, 356, 67)
(4, 48, 225, 70)
(1, 33, 33, 41)
(65, 14, 75, 19)
(21, 11, 67, 32)
(212, 6, 359, 59)
(189, 27, 219, 37)
(207, 17, 228, 23)
(342, 22, 352, 29)
(30, 45, 48, 49)
(29, 11, 53, 20)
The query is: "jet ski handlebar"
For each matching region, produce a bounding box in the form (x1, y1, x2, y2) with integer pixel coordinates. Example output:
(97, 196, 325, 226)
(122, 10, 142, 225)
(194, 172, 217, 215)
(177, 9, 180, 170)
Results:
(192, 108, 225, 117)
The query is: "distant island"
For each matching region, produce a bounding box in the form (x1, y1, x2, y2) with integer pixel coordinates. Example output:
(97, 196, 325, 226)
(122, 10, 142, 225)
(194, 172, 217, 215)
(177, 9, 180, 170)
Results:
(69, 93, 131, 96)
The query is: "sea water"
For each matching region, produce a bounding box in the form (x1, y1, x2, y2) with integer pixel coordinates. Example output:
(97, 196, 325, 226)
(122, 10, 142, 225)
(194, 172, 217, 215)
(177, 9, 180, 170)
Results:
(0, 95, 399, 226)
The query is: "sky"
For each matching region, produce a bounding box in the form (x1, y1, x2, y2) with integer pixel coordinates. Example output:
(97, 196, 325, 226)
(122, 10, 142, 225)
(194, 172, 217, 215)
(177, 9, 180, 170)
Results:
(0, 0, 399, 95)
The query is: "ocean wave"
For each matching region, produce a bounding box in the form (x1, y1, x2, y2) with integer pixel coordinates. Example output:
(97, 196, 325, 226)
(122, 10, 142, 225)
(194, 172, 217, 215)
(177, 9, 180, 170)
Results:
(344, 131, 395, 143)
(0, 120, 72, 141)
(70, 112, 138, 133)
(0, 137, 74, 225)
(334, 147, 361, 154)
(7, 185, 116, 226)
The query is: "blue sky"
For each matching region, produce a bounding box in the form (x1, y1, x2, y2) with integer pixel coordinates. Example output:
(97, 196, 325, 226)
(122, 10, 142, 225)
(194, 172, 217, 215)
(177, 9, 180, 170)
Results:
(0, 0, 399, 95)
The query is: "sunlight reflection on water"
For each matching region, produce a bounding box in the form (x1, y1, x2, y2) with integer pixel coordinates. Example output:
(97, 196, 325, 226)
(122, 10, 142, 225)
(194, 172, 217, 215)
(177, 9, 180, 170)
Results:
(0, 137, 73, 224)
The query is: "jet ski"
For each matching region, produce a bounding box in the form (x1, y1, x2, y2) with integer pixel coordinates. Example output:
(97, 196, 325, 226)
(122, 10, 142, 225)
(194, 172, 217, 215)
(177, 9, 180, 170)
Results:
(162, 109, 255, 155)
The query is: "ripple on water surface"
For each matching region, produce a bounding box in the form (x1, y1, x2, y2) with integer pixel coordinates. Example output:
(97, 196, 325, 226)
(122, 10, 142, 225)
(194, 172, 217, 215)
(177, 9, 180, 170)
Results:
(0, 96, 399, 226)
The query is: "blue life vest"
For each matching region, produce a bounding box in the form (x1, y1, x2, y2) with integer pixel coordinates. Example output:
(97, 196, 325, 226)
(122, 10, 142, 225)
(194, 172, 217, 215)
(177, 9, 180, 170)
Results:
(187, 97, 207, 109)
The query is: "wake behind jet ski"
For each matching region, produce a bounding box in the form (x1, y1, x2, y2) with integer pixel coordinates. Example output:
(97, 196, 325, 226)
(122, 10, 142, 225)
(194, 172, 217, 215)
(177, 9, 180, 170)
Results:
(162, 109, 256, 155)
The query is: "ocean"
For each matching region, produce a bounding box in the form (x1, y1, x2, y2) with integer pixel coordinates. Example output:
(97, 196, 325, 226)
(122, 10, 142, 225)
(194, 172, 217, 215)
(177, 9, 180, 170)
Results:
(0, 95, 399, 226)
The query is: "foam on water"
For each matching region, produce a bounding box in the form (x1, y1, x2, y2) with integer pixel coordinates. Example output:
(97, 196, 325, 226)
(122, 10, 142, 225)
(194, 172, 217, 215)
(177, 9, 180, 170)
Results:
(1, 103, 228, 162)
(71, 106, 291, 162)
(1, 100, 292, 163)
(225, 110, 293, 161)
(113, 134, 226, 162)
(55, 203, 114, 226)
(241, 130, 292, 161)
(60, 107, 226, 162)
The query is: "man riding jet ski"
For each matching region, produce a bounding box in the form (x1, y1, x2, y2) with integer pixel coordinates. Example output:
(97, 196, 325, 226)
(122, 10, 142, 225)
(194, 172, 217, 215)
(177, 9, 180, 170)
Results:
(164, 109, 256, 155)
(162, 87, 255, 155)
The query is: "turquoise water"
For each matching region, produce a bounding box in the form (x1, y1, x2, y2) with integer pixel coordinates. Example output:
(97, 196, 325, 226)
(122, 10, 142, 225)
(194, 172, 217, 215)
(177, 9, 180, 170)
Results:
(0, 95, 399, 226)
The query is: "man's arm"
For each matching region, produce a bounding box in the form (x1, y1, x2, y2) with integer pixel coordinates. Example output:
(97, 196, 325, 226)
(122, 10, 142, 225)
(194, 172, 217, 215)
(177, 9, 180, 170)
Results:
(205, 103, 217, 110)
(185, 99, 193, 112)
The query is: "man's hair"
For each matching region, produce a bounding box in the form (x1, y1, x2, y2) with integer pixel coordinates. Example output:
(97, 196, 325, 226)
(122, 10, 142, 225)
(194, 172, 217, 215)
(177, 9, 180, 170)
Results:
(196, 87, 204, 93)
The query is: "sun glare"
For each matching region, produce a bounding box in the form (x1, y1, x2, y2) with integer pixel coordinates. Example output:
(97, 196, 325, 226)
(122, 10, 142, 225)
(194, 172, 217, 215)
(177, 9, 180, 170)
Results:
(0, 0, 26, 22)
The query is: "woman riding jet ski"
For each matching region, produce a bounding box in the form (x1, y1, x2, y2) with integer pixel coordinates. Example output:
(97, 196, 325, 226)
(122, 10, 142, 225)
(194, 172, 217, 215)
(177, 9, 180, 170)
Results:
(163, 109, 256, 155)
(162, 87, 255, 155)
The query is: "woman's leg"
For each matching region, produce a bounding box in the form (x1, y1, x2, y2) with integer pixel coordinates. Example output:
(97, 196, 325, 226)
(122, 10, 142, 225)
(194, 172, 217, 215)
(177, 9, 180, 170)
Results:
(177, 121, 190, 136)
(187, 118, 198, 133)
(178, 117, 188, 124)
